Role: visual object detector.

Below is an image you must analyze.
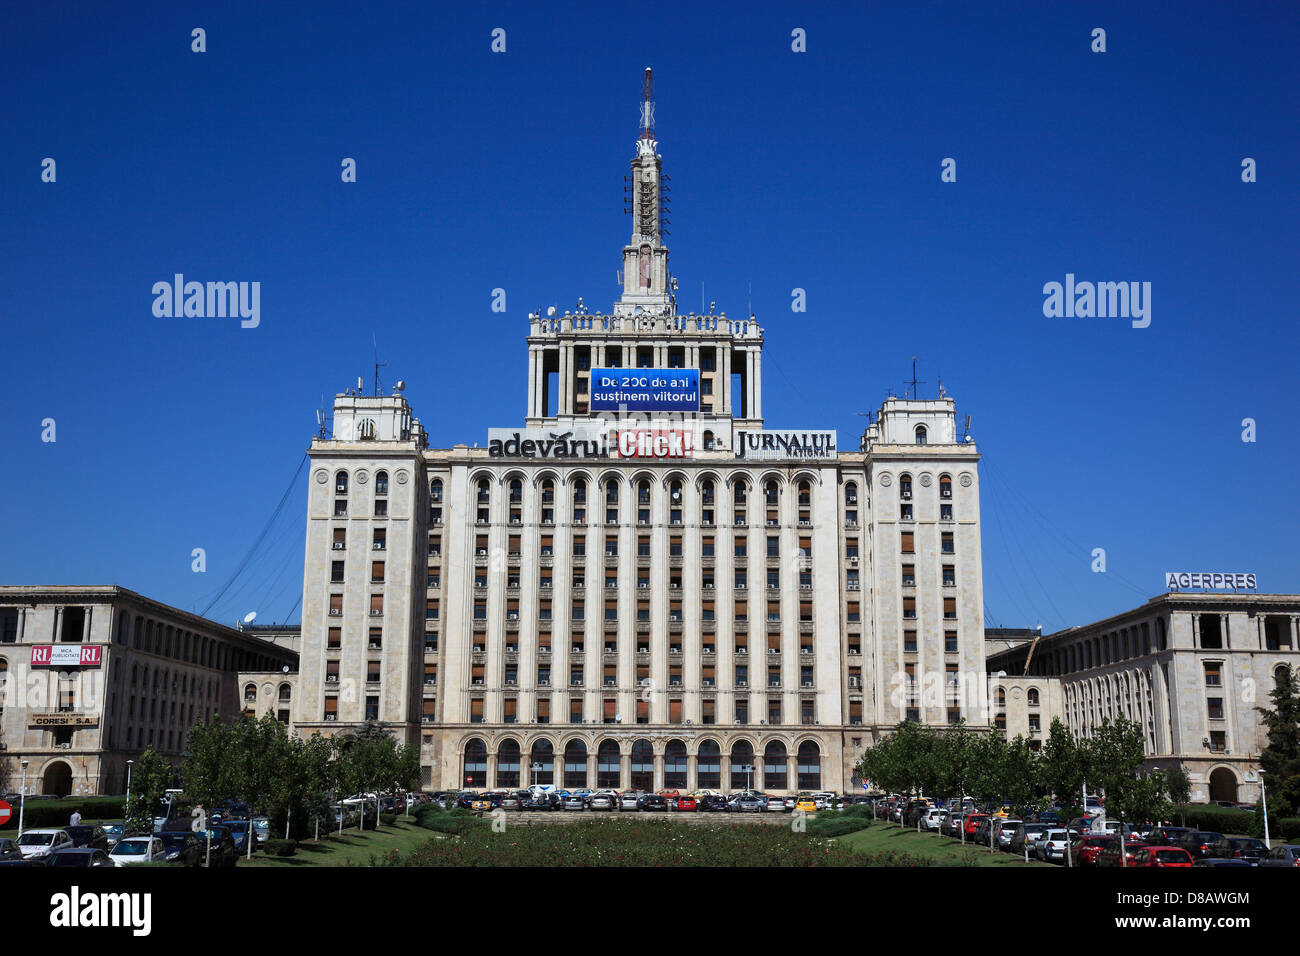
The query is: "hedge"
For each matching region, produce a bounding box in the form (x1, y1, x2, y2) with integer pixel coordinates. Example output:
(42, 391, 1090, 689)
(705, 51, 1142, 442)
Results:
(379, 812, 397, 826)
(412, 804, 486, 835)
(8, 797, 126, 829)
(1173, 804, 1255, 835)
(400, 818, 928, 867)
(807, 804, 873, 838)
(264, 838, 297, 857)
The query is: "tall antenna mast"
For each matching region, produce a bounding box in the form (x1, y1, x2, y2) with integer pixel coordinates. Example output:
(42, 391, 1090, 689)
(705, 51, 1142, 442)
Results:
(372, 333, 388, 397)
(640, 67, 654, 140)
(905, 356, 926, 399)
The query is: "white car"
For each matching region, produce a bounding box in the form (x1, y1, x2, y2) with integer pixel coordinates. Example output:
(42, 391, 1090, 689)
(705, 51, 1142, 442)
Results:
(16, 829, 73, 859)
(1037, 829, 1073, 863)
(109, 836, 167, 866)
(922, 808, 945, 831)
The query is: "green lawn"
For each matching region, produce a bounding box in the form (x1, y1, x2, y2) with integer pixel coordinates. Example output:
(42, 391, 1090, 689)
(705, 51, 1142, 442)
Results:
(835, 824, 1051, 867)
(243, 821, 438, 867)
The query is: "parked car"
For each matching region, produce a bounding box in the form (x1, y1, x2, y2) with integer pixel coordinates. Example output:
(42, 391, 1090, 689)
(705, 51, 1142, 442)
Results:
(637, 793, 668, 811)
(223, 819, 258, 853)
(922, 808, 946, 831)
(1258, 845, 1300, 868)
(765, 796, 787, 812)
(197, 827, 238, 867)
(699, 794, 729, 812)
(0, 838, 24, 862)
(47, 847, 115, 868)
(563, 793, 587, 811)
(471, 795, 493, 812)
(1011, 823, 1048, 854)
(1172, 831, 1224, 859)
(1133, 846, 1193, 868)
(16, 829, 73, 860)
(498, 791, 526, 811)
(1096, 839, 1148, 868)
(793, 794, 819, 814)
(963, 813, 990, 840)
(63, 825, 109, 850)
(588, 791, 618, 811)
(1196, 857, 1253, 867)
(109, 836, 167, 866)
(1078, 834, 1116, 866)
(157, 832, 203, 866)
(619, 791, 644, 811)
(658, 789, 681, 810)
(732, 793, 766, 813)
(1145, 826, 1189, 845)
(1037, 829, 1075, 863)
(995, 820, 1023, 849)
(101, 822, 126, 849)
(673, 795, 698, 812)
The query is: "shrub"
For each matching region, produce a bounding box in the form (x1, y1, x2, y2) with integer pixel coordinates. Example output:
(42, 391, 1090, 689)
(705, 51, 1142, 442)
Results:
(400, 818, 927, 867)
(412, 804, 486, 835)
(379, 812, 397, 826)
(807, 804, 873, 837)
(14, 797, 127, 829)
(1174, 804, 1254, 835)
(264, 838, 297, 857)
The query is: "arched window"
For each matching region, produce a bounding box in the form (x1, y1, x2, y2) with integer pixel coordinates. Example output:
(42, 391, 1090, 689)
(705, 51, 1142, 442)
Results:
(541, 478, 554, 502)
(630, 739, 654, 790)
(669, 479, 683, 524)
(430, 478, 443, 503)
(0, 658, 8, 707)
(463, 738, 488, 788)
(1027, 688, 1040, 706)
(509, 479, 523, 503)
(358, 418, 377, 440)
(496, 739, 521, 788)
(730, 740, 755, 790)
(375, 471, 389, 496)
(1276, 664, 1294, 686)
(637, 479, 651, 505)
(597, 740, 621, 789)
(763, 741, 788, 790)
(476, 479, 490, 504)
(572, 478, 587, 504)
(278, 683, 291, 702)
(605, 479, 619, 503)
(939, 474, 952, 499)
(335, 471, 349, 495)
(563, 740, 588, 788)
(845, 481, 858, 505)
(697, 740, 721, 789)
(243, 682, 256, 703)
(796, 741, 822, 790)
(765, 480, 779, 506)
(701, 479, 715, 504)
(663, 739, 688, 788)
(529, 739, 555, 785)
(899, 473, 912, 498)
(798, 481, 811, 508)
(703, 430, 715, 450)
(915, 425, 927, 445)
(733, 481, 747, 504)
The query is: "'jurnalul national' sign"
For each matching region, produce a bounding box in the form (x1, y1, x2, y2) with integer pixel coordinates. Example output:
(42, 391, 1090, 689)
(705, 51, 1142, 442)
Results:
(734, 429, 837, 461)
(589, 368, 699, 412)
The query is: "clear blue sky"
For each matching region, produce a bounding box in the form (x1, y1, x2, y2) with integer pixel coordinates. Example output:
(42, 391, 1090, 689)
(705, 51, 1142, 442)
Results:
(2, 2, 1297, 633)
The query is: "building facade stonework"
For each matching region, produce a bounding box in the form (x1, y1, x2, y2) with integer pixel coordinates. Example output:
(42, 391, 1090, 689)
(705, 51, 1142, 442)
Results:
(288, 77, 989, 794)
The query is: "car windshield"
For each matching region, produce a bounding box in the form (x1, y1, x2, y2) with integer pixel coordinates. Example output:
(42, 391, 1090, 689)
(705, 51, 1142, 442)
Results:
(1156, 850, 1189, 862)
(50, 851, 97, 866)
(158, 835, 189, 847)
(17, 833, 56, 846)
(114, 841, 149, 855)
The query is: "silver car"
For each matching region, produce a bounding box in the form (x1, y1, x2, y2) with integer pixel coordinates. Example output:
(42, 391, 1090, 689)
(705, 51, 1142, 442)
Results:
(563, 794, 587, 811)
(766, 796, 786, 812)
(619, 791, 642, 811)
(588, 791, 617, 811)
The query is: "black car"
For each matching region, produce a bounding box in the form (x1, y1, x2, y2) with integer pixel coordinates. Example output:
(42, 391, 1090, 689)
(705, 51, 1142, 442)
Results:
(454, 791, 479, 810)
(65, 825, 109, 850)
(47, 848, 115, 868)
(197, 827, 239, 868)
(1211, 836, 1267, 864)
(0, 839, 24, 862)
(1173, 831, 1224, 859)
(1195, 858, 1252, 867)
(637, 793, 668, 811)
(1145, 826, 1189, 845)
(698, 795, 729, 812)
(157, 831, 203, 866)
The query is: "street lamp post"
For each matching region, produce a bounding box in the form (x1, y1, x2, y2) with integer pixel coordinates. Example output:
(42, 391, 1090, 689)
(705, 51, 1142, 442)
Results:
(744, 764, 754, 793)
(18, 759, 29, 838)
(1259, 770, 1270, 850)
(124, 759, 134, 831)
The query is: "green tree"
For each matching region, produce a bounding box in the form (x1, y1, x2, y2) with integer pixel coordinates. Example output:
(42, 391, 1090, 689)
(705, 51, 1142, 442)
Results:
(1040, 717, 1085, 823)
(124, 747, 173, 836)
(1165, 764, 1191, 826)
(1083, 716, 1162, 867)
(182, 716, 238, 811)
(967, 732, 1009, 851)
(1256, 664, 1300, 818)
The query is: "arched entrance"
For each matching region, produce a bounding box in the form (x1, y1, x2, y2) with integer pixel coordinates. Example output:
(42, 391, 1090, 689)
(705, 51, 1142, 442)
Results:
(1208, 767, 1238, 803)
(43, 761, 73, 797)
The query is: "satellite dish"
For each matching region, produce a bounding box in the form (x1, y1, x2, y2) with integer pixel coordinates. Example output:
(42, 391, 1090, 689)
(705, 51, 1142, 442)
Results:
(395, 380, 406, 391)
(547, 306, 556, 317)
(282, 665, 290, 674)
(243, 611, 258, 624)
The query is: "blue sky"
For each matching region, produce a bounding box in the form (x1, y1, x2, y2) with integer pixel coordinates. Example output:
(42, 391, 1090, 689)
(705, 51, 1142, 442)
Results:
(2, 2, 1297, 633)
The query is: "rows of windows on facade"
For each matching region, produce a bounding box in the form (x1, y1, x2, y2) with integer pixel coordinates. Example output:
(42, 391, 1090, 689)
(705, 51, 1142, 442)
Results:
(318, 452, 966, 728)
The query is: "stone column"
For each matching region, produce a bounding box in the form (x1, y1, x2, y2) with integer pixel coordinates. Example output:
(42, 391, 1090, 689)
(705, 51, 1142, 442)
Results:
(83, 607, 93, 642)
(653, 751, 664, 791)
(753, 350, 763, 420)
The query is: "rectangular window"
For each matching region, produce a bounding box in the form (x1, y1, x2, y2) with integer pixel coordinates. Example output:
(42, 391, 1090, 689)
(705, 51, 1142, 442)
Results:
(1207, 697, 1224, 720)
(901, 563, 915, 586)
(1204, 663, 1222, 687)
(372, 560, 385, 582)
(941, 532, 954, 554)
(903, 597, 916, 620)
(943, 597, 957, 620)
(331, 560, 345, 583)
(327, 627, 341, 649)
(901, 531, 914, 554)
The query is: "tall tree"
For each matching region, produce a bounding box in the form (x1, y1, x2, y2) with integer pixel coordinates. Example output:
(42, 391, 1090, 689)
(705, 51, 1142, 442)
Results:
(1256, 664, 1300, 817)
(124, 747, 173, 836)
(1165, 764, 1191, 827)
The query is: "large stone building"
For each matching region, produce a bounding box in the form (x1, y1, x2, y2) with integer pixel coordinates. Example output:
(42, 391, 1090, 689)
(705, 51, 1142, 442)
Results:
(987, 592, 1300, 805)
(290, 72, 990, 794)
(0, 586, 297, 796)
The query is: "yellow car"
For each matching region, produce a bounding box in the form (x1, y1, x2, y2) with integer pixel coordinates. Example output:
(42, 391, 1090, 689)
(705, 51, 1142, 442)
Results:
(794, 794, 818, 813)
(470, 795, 492, 812)
(994, 805, 1014, 818)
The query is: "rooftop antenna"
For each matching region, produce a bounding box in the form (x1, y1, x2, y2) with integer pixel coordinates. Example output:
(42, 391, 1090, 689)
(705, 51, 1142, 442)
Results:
(372, 333, 388, 397)
(905, 356, 926, 399)
(640, 67, 655, 140)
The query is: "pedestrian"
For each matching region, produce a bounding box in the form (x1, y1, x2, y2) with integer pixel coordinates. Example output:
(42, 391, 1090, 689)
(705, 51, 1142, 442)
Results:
(69, 809, 82, 827)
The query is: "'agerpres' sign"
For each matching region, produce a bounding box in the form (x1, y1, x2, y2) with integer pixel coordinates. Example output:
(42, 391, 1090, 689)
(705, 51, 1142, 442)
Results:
(734, 429, 837, 461)
(1165, 572, 1257, 592)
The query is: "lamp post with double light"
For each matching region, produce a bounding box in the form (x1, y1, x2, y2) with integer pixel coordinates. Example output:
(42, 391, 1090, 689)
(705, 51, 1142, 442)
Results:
(18, 759, 29, 837)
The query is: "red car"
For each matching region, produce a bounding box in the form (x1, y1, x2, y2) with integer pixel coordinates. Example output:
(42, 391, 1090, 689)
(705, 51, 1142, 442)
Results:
(963, 814, 989, 838)
(674, 795, 698, 812)
(1132, 846, 1193, 868)
(1096, 838, 1147, 867)
(1077, 834, 1115, 866)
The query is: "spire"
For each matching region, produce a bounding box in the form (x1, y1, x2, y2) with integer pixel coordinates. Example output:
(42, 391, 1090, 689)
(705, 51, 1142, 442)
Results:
(618, 69, 671, 313)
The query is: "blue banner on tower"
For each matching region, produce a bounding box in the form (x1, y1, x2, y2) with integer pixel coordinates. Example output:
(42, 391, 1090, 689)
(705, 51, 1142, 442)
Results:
(589, 368, 700, 412)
